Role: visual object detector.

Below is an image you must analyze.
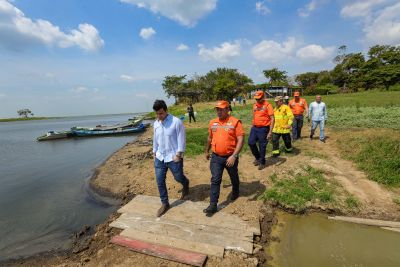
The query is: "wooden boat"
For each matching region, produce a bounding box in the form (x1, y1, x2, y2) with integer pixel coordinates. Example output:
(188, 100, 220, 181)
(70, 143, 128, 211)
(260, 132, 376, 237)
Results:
(37, 131, 73, 141)
(71, 117, 143, 132)
(71, 124, 145, 137)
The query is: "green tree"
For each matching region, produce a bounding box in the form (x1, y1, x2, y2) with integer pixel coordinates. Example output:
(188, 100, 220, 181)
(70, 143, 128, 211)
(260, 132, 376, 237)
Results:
(263, 68, 288, 85)
(362, 45, 400, 90)
(162, 75, 186, 103)
(17, 109, 32, 118)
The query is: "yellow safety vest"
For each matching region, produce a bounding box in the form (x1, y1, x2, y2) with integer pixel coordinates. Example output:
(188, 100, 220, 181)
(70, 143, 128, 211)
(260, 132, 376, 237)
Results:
(273, 104, 294, 134)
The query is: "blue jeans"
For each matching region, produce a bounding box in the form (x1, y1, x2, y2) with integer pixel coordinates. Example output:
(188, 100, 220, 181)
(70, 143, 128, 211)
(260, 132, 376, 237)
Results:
(154, 158, 189, 205)
(292, 115, 303, 139)
(311, 120, 325, 140)
(210, 153, 240, 204)
(248, 126, 269, 164)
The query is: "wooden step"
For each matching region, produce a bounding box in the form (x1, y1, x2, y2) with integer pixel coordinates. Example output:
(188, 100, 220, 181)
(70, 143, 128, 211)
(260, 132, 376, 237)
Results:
(118, 195, 260, 235)
(119, 228, 224, 257)
(111, 235, 207, 267)
(110, 212, 254, 254)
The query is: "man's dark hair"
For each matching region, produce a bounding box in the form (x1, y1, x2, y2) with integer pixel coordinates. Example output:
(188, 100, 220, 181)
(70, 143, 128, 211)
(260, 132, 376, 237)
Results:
(153, 100, 168, 111)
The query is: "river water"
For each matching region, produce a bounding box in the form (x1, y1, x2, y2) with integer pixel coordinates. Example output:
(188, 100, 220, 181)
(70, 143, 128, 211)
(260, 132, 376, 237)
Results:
(269, 212, 400, 267)
(0, 114, 143, 261)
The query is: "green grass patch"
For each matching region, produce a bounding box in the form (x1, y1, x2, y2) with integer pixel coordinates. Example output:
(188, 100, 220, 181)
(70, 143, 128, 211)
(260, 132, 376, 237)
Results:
(0, 117, 51, 122)
(345, 195, 360, 209)
(392, 197, 400, 206)
(185, 128, 208, 157)
(328, 106, 400, 129)
(304, 150, 328, 159)
(303, 91, 400, 108)
(260, 166, 337, 212)
(336, 129, 400, 186)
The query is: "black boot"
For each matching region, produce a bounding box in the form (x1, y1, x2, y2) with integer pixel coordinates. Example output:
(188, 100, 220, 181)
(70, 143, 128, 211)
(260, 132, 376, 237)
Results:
(230, 191, 239, 201)
(180, 182, 189, 200)
(203, 203, 217, 215)
(156, 203, 170, 217)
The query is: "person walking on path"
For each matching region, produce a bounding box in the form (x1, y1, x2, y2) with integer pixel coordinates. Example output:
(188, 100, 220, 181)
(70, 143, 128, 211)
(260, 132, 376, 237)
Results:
(308, 95, 328, 142)
(272, 96, 294, 156)
(248, 91, 274, 170)
(152, 100, 190, 217)
(289, 91, 308, 140)
(204, 100, 245, 216)
(187, 103, 196, 123)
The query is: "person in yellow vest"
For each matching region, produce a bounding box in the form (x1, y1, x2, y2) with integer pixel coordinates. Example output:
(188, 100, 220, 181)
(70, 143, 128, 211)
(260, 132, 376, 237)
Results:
(272, 96, 294, 156)
(204, 100, 245, 216)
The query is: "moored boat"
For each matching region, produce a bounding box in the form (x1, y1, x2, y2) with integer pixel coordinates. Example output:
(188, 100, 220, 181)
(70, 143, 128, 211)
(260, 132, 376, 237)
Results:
(71, 123, 145, 137)
(37, 131, 73, 141)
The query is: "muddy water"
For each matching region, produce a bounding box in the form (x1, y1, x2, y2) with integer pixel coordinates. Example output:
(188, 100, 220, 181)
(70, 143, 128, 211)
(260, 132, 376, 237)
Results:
(269, 212, 400, 267)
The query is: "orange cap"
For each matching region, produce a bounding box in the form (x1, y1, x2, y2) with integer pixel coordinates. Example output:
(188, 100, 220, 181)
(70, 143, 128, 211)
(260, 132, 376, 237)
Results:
(215, 100, 229, 109)
(294, 91, 300, 97)
(254, 91, 264, 99)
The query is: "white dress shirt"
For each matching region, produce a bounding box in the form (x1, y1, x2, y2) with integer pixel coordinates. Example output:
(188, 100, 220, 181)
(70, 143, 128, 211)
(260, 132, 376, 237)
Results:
(153, 114, 186, 162)
(309, 101, 328, 121)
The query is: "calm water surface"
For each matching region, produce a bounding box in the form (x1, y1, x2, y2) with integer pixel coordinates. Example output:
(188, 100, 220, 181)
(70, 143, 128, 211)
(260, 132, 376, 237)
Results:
(0, 114, 143, 261)
(270, 212, 400, 267)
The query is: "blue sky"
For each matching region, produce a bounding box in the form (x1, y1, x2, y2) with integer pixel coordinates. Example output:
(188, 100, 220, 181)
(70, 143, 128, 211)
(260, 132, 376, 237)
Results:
(0, 0, 399, 117)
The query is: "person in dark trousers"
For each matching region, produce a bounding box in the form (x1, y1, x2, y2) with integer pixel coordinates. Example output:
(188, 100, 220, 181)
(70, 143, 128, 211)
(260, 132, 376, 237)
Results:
(187, 103, 196, 123)
(288, 91, 308, 140)
(152, 100, 190, 217)
(204, 100, 245, 216)
(272, 96, 294, 156)
(248, 91, 274, 170)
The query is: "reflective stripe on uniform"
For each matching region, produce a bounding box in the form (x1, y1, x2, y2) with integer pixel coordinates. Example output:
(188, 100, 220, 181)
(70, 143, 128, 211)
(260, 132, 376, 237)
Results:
(272, 150, 280, 154)
(285, 147, 293, 152)
(210, 125, 235, 129)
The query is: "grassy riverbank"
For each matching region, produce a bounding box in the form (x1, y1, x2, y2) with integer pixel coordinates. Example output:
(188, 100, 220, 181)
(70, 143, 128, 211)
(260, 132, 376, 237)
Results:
(179, 90, 399, 214)
(0, 117, 51, 122)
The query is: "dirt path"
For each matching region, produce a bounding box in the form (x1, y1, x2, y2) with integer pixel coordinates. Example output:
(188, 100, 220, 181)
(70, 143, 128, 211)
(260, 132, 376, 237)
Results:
(299, 127, 400, 220)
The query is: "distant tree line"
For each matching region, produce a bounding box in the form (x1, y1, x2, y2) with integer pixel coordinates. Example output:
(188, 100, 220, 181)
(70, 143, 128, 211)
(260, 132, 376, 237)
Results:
(162, 45, 400, 102)
(162, 68, 253, 104)
(296, 45, 400, 95)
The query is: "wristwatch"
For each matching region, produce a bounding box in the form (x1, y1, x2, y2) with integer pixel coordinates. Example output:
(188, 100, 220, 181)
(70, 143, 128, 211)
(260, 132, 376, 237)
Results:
(233, 154, 239, 158)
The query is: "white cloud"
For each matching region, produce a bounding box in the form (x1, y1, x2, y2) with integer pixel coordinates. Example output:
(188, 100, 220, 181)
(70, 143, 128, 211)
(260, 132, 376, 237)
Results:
(251, 37, 297, 63)
(120, 0, 217, 27)
(139, 27, 156, 40)
(340, 0, 387, 18)
(0, 0, 104, 51)
(176, 43, 189, 51)
(340, 1, 400, 46)
(296, 44, 335, 63)
(364, 2, 400, 45)
(255, 1, 271, 15)
(298, 0, 328, 18)
(70, 86, 89, 94)
(120, 74, 135, 82)
(198, 41, 241, 62)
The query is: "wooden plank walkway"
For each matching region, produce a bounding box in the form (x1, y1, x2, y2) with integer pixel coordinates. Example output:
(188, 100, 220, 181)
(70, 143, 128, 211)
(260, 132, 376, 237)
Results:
(110, 195, 260, 260)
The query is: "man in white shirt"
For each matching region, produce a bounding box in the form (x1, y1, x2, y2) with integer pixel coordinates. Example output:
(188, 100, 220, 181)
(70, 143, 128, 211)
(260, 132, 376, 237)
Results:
(152, 100, 189, 217)
(308, 95, 328, 142)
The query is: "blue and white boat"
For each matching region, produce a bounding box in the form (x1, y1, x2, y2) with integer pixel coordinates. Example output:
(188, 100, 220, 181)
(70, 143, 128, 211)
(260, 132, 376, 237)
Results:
(71, 123, 145, 137)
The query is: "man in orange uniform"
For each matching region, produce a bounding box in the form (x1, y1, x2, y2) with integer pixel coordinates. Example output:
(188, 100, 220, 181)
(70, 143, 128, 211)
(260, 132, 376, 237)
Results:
(204, 100, 245, 215)
(248, 91, 274, 170)
(288, 91, 308, 140)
